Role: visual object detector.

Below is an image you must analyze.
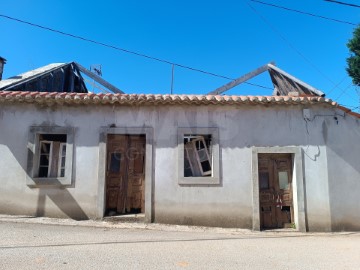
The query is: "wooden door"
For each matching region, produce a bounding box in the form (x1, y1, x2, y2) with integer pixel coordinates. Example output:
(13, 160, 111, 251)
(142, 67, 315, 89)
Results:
(105, 135, 146, 215)
(125, 135, 146, 213)
(258, 154, 293, 229)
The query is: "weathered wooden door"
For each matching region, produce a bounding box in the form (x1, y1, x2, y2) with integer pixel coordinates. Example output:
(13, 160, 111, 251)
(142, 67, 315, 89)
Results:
(258, 154, 293, 229)
(125, 135, 146, 213)
(105, 135, 146, 215)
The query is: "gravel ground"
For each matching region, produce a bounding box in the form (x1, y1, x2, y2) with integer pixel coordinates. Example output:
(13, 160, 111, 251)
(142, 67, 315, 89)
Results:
(0, 215, 359, 270)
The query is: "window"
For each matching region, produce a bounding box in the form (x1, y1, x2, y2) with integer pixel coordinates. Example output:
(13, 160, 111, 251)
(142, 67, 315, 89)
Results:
(184, 135, 212, 177)
(259, 172, 270, 189)
(38, 134, 67, 178)
(26, 126, 74, 187)
(178, 128, 220, 185)
(278, 171, 290, 190)
(109, 152, 122, 173)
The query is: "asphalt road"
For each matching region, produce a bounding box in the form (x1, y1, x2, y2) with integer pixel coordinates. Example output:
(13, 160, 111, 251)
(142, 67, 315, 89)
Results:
(0, 221, 359, 270)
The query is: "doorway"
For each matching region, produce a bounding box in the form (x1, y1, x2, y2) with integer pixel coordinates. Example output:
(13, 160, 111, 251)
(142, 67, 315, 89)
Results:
(258, 153, 294, 230)
(105, 134, 146, 216)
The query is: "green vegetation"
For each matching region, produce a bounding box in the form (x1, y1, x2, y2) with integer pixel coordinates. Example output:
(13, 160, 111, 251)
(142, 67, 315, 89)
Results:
(347, 25, 360, 86)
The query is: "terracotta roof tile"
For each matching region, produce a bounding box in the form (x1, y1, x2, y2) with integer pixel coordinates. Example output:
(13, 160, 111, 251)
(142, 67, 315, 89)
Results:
(0, 90, 357, 117)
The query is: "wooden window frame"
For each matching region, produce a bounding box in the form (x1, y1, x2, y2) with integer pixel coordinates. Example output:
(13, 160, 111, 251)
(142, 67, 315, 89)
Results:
(26, 126, 74, 187)
(184, 136, 212, 177)
(178, 127, 220, 185)
(58, 142, 67, 177)
(38, 140, 53, 178)
(37, 140, 67, 178)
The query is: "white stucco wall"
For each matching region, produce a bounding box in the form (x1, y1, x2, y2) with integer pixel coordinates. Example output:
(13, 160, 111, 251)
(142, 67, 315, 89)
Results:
(324, 113, 360, 231)
(0, 102, 359, 231)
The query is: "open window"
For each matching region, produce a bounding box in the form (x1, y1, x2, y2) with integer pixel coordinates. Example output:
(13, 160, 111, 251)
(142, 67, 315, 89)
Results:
(38, 134, 67, 178)
(184, 135, 212, 177)
(26, 126, 74, 187)
(178, 128, 219, 185)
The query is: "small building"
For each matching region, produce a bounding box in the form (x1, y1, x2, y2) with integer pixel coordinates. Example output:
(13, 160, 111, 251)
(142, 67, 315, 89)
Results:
(0, 61, 359, 232)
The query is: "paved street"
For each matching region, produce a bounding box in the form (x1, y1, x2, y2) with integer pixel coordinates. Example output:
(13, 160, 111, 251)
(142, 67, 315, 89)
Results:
(0, 219, 359, 270)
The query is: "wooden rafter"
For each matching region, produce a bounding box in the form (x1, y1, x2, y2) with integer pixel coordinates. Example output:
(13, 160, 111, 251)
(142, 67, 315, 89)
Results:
(74, 62, 124, 94)
(207, 62, 275, 95)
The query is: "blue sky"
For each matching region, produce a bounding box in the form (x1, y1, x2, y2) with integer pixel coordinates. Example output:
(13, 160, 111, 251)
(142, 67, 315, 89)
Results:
(1, 1, 359, 109)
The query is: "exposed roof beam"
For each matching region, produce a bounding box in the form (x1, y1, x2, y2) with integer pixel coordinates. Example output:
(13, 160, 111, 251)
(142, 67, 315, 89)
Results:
(83, 77, 112, 94)
(268, 64, 325, 97)
(207, 62, 275, 95)
(0, 63, 68, 90)
(74, 62, 124, 94)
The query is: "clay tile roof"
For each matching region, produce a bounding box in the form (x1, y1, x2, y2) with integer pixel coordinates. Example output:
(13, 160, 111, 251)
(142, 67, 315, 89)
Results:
(0, 91, 337, 107)
(1, 90, 358, 117)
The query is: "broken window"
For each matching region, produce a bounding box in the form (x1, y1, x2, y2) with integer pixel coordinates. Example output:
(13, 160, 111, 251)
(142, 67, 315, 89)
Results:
(178, 127, 220, 185)
(38, 134, 67, 178)
(184, 135, 212, 177)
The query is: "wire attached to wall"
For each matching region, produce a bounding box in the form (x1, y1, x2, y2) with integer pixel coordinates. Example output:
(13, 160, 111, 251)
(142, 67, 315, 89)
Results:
(302, 111, 345, 161)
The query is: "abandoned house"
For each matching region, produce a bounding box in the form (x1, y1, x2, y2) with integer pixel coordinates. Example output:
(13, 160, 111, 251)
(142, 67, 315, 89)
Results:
(0, 58, 359, 232)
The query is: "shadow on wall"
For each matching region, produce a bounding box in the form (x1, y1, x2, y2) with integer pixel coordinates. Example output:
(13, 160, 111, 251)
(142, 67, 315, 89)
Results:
(1, 105, 147, 220)
(324, 118, 360, 231)
(35, 183, 88, 220)
(3, 139, 90, 220)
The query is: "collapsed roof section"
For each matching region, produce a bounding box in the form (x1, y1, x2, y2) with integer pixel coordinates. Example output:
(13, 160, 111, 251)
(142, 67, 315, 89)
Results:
(0, 62, 124, 94)
(268, 64, 325, 97)
(208, 63, 325, 97)
(0, 60, 323, 97)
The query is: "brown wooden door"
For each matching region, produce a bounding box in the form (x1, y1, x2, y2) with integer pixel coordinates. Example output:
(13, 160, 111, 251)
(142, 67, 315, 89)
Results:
(125, 135, 146, 213)
(258, 154, 293, 229)
(105, 135, 145, 215)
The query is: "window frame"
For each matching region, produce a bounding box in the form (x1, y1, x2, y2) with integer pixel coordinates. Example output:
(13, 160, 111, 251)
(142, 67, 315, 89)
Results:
(184, 136, 212, 176)
(38, 140, 53, 178)
(26, 126, 74, 187)
(58, 142, 67, 177)
(178, 127, 220, 185)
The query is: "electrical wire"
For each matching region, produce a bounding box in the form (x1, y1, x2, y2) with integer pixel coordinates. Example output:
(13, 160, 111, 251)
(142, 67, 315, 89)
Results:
(246, 1, 353, 97)
(324, 0, 360, 8)
(326, 75, 347, 95)
(334, 82, 354, 100)
(250, 0, 357, 26)
(339, 103, 359, 110)
(0, 13, 273, 91)
(246, 2, 338, 83)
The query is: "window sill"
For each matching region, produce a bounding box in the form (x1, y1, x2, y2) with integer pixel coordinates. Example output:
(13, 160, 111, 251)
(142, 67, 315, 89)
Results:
(178, 176, 220, 185)
(26, 176, 72, 187)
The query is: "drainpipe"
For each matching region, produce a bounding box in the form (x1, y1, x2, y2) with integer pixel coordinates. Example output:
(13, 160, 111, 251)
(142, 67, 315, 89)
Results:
(0, 57, 6, 81)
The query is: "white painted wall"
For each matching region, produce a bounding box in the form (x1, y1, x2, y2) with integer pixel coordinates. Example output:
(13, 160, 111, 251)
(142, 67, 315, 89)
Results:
(324, 112, 360, 231)
(0, 102, 359, 230)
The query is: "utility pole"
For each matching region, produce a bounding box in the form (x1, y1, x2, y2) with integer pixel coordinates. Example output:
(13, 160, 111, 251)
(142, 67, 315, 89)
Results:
(171, 64, 174, 94)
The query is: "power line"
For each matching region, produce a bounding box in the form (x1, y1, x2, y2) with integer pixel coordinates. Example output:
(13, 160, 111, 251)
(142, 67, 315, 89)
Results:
(0, 13, 273, 91)
(339, 104, 359, 111)
(246, 1, 350, 96)
(334, 82, 353, 101)
(326, 75, 347, 95)
(246, 2, 338, 84)
(250, 0, 357, 26)
(324, 0, 360, 8)
(241, 81, 273, 90)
